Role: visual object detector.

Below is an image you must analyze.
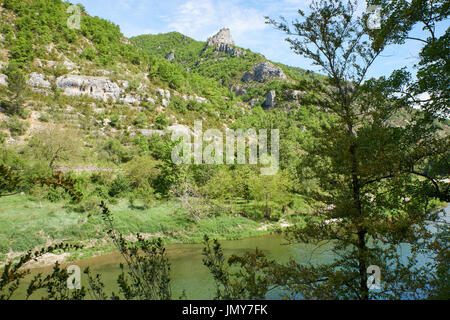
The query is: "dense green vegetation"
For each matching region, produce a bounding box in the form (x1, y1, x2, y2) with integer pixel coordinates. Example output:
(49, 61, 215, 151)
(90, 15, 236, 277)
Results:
(0, 0, 448, 301)
(131, 32, 205, 66)
(1, 0, 144, 68)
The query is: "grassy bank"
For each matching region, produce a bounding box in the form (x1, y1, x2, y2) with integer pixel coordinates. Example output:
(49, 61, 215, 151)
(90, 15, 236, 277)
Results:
(0, 194, 295, 266)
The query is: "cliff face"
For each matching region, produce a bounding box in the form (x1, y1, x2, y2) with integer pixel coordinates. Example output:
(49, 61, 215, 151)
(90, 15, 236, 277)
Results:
(56, 75, 122, 101)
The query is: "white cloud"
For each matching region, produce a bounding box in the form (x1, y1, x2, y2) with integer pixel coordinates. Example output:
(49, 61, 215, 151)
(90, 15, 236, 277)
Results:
(166, 0, 268, 44)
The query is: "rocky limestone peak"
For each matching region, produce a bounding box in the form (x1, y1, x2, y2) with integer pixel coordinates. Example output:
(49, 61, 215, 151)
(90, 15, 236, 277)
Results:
(207, 28, 234, 47)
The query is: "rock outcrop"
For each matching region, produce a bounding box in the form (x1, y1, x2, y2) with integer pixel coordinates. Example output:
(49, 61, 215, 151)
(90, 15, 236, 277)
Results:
(230, 84, 247, 96)
(56, 75, 121, 101)
(262, 90, 276, 109)
(0, 74, 7, 86)
(157, 88, 171, 107)
(27, 72, 51, 88)
(242, 61, 287, 83)
(121, 94, 141, 105)
(165, 50, 175, 61)
(284, 89, 306, 101)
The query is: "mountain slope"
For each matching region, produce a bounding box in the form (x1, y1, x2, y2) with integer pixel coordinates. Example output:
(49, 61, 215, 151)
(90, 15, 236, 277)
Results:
(131, 28, 315, 110)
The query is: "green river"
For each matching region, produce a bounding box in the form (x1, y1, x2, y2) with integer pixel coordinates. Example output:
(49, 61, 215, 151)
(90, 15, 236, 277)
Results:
(13, 204, 449, 299)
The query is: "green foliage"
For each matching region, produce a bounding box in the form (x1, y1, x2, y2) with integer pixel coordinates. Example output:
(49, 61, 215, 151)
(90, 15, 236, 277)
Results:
(0, 164, 22, 196)
(131, 32, 205, 66)
(132, 134, 149, 154)
(367, 0, 449, 117)
(4, 64, 27, 115)
(154, 113, 170, 130)
(2, 0, 145, 68)
(1, 116, 28, 136)
(27, 126, 82, 170)
(109, 113, 121, 129)
(248, 171, 293, 220)
(202, 235, 275, 299)
(265, 0, 450, 299)
(101, 139, 132, 164)
(108, 174, 131, 198)
(0, 243, 82, 300)
(133, 112, 147, 129)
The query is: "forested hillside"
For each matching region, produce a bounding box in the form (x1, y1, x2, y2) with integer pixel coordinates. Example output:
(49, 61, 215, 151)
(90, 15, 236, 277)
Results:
(0, 0, 448, 301)
(0, 0, 330, 263)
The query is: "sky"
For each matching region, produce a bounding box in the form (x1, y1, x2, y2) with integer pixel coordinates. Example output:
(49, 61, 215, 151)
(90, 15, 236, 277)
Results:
(74, 0, 448, 79)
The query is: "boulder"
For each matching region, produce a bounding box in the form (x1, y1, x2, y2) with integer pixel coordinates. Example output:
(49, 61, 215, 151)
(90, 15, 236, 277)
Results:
(283, 89, 306, 100)
(145, 96, 155, 104)
(62, 59, 77, 70)
(231, 85, 247, 96)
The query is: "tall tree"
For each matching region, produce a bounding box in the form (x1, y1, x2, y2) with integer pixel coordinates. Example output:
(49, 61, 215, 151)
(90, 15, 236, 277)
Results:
(265, 0, 449, 299)
(5, 64, 27, 115)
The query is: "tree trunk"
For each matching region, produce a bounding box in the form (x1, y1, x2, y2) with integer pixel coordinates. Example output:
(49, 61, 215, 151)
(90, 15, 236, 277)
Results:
(348, 123, 369, 300)
(357, 229, 368, 300)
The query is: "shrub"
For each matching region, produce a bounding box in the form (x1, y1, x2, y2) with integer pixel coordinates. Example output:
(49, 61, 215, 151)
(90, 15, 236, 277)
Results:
(39, 113, 50, 122)
(155, 113, 170, 130)
(72, 197, 103, 214)
(102, 139, 132, 164)
(108, 174, 131, 197)
(133, 112, 147, 129)
(2, 116, 28, 136)
(109, 113, 121, 128)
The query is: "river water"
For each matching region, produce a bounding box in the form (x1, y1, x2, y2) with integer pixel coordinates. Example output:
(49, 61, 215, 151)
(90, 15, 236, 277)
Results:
(14, 205, 449, 300)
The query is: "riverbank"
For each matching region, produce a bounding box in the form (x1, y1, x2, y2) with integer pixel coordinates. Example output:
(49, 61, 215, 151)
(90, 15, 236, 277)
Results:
(0, 194, 298, 268)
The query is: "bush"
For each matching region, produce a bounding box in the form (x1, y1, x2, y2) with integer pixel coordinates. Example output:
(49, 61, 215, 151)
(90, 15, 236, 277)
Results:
(2, 116, 28, 136)
(72, 197, 103, 214)
(155, 113, 170, 130)
(108, 174, 131, 197)
(81, 47, 97, 61)
(109, 113, 121, 128)
(102, 139, 132, 164)
(133, 112, 147, 129)
(38, 113, 50, 122)
(0, 133, 7, 145)
(133, 134, 149, 154)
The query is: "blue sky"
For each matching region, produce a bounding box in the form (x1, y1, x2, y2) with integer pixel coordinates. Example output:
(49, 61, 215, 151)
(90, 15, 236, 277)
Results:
(74, 0, 448, 79)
